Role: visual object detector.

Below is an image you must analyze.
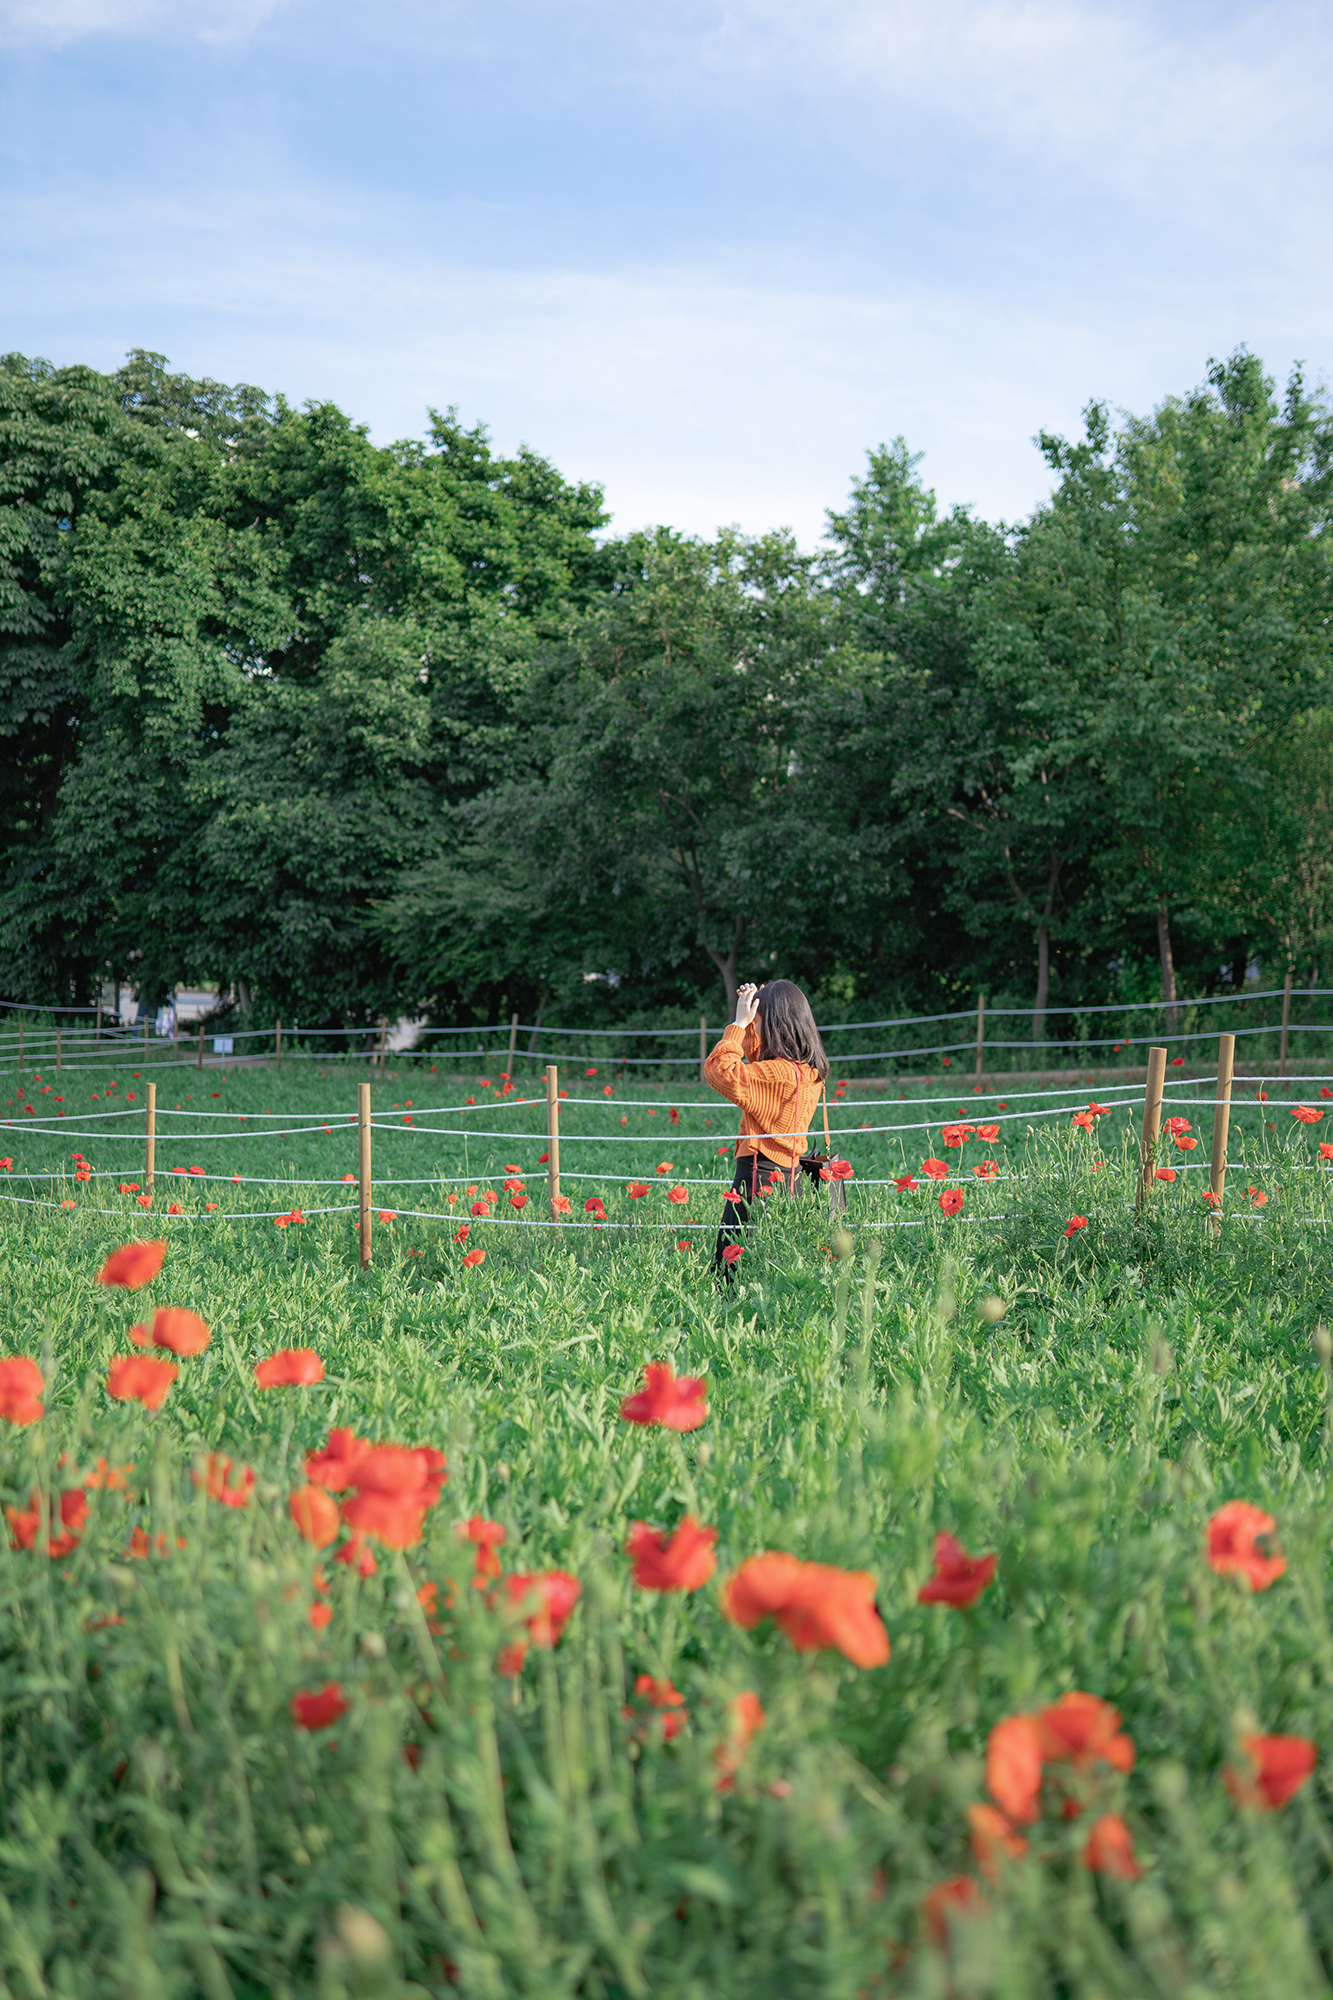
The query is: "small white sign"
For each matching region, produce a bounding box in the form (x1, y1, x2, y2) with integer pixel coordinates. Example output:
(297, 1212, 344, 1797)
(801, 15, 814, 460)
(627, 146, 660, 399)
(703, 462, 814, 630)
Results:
(213, 1036, 234, 1055)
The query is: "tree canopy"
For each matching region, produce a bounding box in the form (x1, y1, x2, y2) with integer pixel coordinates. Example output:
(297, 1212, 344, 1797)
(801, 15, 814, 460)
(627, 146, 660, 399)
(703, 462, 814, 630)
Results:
(4, 344, 1331, 1033)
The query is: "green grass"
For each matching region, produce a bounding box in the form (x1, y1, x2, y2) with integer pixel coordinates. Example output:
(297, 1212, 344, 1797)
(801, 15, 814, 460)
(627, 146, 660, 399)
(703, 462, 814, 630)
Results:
(1, 1056, 1333, 1996)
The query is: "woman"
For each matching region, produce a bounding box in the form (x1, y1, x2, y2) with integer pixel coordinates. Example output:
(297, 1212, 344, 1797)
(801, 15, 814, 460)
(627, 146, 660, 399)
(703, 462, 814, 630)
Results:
(703, 979, 829, 1273)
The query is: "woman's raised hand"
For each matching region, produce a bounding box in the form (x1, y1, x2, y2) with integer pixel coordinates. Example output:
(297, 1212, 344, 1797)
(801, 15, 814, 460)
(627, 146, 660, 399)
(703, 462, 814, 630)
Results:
(734, 983, 761, 1027)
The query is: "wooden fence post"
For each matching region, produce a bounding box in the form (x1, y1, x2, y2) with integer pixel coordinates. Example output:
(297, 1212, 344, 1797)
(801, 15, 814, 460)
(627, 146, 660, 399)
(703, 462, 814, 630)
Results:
(699, 1017, 707, 1086)
(358, 1082, 372, 1269)
(546, 1064, 562, 1220)
(197, 1025, 204, 1071)
(1209, 1032, 1235, 1238)
(1135, 1046, 1167, 1214)
(975, 995, 986, 1078)
(1280, 967, 1293, 1078)
(276, 1019, 282, 1069)
(145, 1081, 156, 1194)
(507, 1012, 518, 1076)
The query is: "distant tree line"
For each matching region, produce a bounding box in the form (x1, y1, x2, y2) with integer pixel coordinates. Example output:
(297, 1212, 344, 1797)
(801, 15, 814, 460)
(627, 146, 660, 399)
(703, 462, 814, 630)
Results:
(3, 345, 1332, 1039)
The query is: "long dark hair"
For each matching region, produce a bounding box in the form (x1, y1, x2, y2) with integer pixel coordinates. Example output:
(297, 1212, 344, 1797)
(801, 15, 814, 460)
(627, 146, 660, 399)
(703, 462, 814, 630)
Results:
(754, 980, 829, 1081)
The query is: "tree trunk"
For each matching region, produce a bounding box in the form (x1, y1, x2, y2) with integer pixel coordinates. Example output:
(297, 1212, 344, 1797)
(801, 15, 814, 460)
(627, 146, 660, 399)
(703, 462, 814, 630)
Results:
(1157, 900, 1177, 1036)
(1032, 921, 1050, 1041)
(237, 978, 252, 1015)
(705, 914, 746, 1016)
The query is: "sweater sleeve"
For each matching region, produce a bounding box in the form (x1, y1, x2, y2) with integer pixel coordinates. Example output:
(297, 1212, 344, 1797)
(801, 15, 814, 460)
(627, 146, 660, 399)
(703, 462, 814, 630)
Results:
(703, 1023, 753, 1109)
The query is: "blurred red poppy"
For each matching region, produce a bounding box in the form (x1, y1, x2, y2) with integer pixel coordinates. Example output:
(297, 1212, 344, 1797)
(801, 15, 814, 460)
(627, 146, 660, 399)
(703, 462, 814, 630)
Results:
(938, 1188, 965, 1217)
(627, 1516, 717, 1591)
(149, 1308, 210, 1357)
(290, 1683, 349, 1731)
(1226, 1733, 1317, 1810)
(620, 1361, 707, 1430)
(1207, 1501, 1285, 1590)
(923, 1875, 985, 1946)
(723, 1551, 889, 1667)
(0, 1357, 44, 1424)
(966, 1802, 1027, 1878)
(97, 1240, 166, 1289)
(917, 1531, 996, 1608)
(1064, 1216, 1088, 1238)
(667, 1185, 688, 1204)
(713, 1689, 766, 1792)
(290, 1484, 341, 1546)
(975, 1123, 1000, 1141)
(1035, 1692, 1134, 1772)
(106, 1355, 178, 1410)
(458, 1514, 507, 1582)
(194, 1452, 254, 1509)
(255, 1348, 324, 1388)
(1082, 1812, 1141, 1879)
(987, 1714, 1043, 1822)
(921, 1158, 948, 1181)
(628, 1673, 687, 1739)
(626, 1182, 650, 1198)
(1154, 1167, 1176, 1183)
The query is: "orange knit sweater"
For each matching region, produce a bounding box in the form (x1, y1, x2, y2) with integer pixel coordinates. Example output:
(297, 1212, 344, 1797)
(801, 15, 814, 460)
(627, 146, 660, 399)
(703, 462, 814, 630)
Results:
(703, 1022, 825, 1173)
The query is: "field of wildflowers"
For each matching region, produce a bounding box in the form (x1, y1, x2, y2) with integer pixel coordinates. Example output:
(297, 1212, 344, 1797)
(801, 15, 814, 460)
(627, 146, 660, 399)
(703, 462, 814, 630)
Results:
(1, 1056, 1333, 1996)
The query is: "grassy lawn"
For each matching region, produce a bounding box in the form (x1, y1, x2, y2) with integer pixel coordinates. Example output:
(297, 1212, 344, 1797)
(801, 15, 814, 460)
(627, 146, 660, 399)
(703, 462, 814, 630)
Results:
(0, 1053, 1331, 1996)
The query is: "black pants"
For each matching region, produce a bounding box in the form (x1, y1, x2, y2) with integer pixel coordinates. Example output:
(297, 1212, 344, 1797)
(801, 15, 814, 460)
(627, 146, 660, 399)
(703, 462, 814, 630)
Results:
(713, 1153, 793, 1274)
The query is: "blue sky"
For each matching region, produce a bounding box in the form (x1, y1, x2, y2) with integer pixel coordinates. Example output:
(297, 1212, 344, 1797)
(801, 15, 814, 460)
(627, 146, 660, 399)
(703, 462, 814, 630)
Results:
(2, 0, 1330, 541)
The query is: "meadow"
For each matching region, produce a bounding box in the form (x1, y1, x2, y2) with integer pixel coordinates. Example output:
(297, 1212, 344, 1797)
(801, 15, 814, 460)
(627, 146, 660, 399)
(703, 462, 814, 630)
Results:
(0, 1049, 1332, 1997)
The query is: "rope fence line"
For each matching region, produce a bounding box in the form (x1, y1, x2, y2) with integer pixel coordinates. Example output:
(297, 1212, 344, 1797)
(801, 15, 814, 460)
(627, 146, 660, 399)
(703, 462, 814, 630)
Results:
(2, 1045, 1329, 1259)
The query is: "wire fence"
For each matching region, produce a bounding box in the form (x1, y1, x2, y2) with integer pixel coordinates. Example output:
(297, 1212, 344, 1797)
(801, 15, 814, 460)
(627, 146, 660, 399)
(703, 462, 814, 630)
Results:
(1, 1061, 1328, 1241)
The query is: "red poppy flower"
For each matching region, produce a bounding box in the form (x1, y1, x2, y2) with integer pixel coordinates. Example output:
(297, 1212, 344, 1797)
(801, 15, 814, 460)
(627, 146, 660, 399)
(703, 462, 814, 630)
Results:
(920, 1158, 948, 1181)
(966, 1802, 1027, 1878)
(938, 1188, 965, 1217)
(0, 1357, 44, 1425)
(194, 1452, 254, 1508)
(584, 1197, 606, 1215)
(628, 1672, 687, 1738)
(626, 1516, 718, 1591)
(1226, 1733, 1317, 1809)
(98, 1240, 166, 1289)
(1293, 1105, 1324, 1124)
(1171, 1056, 1184, 1066)
(972, 1160, 998, 1179)
(917, 1531, 996, 1607)
(923, 1875, 985, 1945)
(665, 1185, 688, 1205)
(1321, 1144, 1333, 1162)
(550, 1196, 570, 1215)
(894, 1174, 919, 1191)
(463, 1248, 486, 1267)
(502, 1570, 581, 1651)
(1035, 1692, 1134, 1772)
(626, 1182, 649, 1198)
(291, 1683, 349, 1731)
(1070, 1111, 1094, 1131)
(290, 1484, 341, 1546)
(669, 1107, 680, 1124)
(722, 1552, 890, 1667)
(1207, 1501, 1286, 1590)
(148, 1308, 210, 1357)
(458, 1514, 507, 1582)
(106, 1355, 178, 1410)
(1064, 1216, 1088, 1238)
(986, 1713, 1044, 1822)
(1247, 1185, 1268, 1204)
(1154, 1167, 1176, 1183)
(620, 1361, 707, 1430)
(975, 1123, 999, 1141)
(675, 1239, 691, 1252)
(941, 1124, 975, 1148)
(713, 1689, 766, 1791)
(820, 1159, 855, 1181)
(1088, 1101, 1110, 1116)
(509, 1193, 527, 1209)
(254, 1348, 325, 1388)
(656, 1162, 674, 1175)
(1082, 1812, 1141, 1879)
(340, 1491, 429, 1548)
